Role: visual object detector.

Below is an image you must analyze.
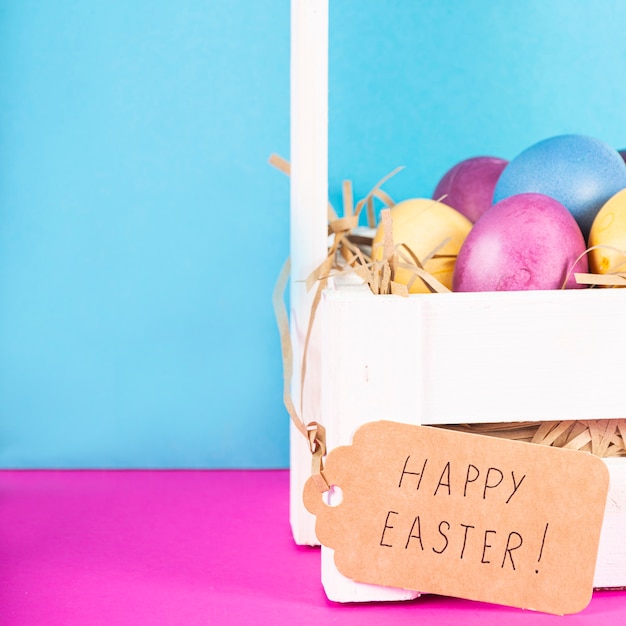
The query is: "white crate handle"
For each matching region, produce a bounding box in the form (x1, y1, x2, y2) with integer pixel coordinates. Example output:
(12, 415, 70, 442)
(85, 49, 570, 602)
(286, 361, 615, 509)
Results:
(289, 0, 329, 387)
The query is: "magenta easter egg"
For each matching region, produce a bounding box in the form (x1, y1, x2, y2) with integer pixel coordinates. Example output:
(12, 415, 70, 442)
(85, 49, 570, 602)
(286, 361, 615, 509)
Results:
(433, 156, 508, 223)
(453, 193, 588, 292)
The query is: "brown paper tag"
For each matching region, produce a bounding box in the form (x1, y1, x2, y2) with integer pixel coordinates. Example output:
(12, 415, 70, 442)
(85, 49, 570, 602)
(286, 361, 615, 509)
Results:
(303, 421, 609, 615)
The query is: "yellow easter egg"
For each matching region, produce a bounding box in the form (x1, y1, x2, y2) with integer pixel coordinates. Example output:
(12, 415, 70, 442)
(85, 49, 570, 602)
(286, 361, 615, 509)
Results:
(588, 188, 626, 275)
(372, 198, 472, 293)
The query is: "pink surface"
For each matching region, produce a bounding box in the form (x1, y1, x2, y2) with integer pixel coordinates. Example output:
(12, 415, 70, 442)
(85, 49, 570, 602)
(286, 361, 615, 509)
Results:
(0, 470, 625, 625)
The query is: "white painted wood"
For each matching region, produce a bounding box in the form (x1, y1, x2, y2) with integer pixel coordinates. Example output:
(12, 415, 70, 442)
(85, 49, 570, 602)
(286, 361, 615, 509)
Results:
(322, 546, 421, 603)
(596, 458, 626, 590)
(419, 288, 626, 424)
(318, 285, 626, 429)
(289, 0, 329, 545)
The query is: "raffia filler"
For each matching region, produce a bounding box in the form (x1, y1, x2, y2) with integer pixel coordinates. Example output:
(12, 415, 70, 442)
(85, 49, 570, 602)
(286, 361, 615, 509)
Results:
(271, 154, 626, 460)
(440, 420, 626, 458)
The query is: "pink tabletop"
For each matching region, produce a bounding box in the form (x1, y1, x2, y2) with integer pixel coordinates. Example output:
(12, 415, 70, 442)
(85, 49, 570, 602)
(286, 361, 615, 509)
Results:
(0, 469, 624, 625)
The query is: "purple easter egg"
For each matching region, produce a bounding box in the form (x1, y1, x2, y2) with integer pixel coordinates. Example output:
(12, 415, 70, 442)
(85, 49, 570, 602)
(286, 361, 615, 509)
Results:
(493, 135, 626, 240)
(453, 193, 589, 292)
(433, 156, 508, 223)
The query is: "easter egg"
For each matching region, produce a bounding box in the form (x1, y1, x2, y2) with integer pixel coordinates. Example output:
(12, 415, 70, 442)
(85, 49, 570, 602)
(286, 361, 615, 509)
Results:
(588, 188, 626, 274)
(453, 193, 588, 292)
(432, 156, 508, 223)
(493, 135, 626, 240)
(371, 198, 472, 293)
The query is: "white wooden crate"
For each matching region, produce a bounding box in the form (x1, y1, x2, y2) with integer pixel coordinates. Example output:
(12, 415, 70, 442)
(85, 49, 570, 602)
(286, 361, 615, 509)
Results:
(288, 0, 626, 601)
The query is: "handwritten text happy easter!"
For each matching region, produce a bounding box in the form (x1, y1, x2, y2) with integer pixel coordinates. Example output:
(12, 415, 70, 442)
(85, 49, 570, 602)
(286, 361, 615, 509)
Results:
(378, 455, 549, 573)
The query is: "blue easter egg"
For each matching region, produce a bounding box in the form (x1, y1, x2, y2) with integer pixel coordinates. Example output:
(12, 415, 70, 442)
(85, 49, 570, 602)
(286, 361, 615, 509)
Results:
(493, 135, 626, 239)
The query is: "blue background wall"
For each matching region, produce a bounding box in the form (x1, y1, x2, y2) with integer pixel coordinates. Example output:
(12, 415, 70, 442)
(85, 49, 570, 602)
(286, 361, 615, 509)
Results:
(2, 1, 626, 468)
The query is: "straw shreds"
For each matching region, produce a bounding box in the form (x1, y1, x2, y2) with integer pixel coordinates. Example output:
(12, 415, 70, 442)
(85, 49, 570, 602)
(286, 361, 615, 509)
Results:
(269, 154, 452, 296)
(439, 419, 626, 458)
(323, 170, 453, 296)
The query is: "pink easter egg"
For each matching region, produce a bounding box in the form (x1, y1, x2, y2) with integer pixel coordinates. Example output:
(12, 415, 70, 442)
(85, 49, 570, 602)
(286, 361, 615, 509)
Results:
(453, 193, 588, 292)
